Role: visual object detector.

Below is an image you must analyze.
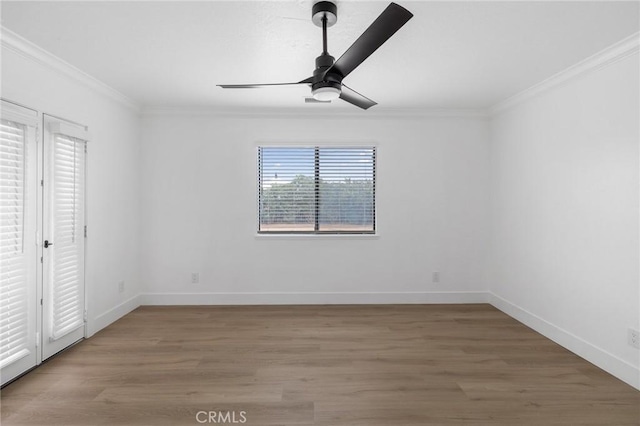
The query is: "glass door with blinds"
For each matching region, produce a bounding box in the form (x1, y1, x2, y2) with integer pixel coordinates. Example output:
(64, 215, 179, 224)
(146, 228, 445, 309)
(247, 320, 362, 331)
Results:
(0, 102, 39, 385)
(41, 115, 87, 361)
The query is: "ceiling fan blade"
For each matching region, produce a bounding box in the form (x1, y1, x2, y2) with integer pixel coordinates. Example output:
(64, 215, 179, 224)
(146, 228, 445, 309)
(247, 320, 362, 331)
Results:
(339, 84, 377, 110)
(218, 77, 313, 89)
(326, 3, 413, 79)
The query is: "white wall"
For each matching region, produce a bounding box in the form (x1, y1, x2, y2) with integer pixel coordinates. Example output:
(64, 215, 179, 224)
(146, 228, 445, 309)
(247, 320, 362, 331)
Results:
(139, 113, 490, 304)
(489, 52, 640, 387)
(1, 41, 142, 335)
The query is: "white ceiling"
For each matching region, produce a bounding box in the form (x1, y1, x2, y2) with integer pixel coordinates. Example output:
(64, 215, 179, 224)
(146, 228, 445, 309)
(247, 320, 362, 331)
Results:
(1, 1, 638, 111)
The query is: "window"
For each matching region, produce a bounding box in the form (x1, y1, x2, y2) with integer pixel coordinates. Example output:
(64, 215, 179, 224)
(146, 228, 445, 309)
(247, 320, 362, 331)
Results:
(258, 146, 376, 234)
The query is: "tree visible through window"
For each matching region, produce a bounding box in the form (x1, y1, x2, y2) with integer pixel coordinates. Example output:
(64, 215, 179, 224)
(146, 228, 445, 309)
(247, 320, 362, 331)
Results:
(258, 147, 376, 233)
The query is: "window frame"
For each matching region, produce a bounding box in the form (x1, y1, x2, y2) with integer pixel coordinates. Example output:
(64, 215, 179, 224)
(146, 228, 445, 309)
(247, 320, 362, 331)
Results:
(256, 145, 377, 235)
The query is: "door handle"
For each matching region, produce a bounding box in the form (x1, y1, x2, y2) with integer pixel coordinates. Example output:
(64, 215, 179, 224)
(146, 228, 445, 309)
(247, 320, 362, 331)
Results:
(44, 240, 53, 248)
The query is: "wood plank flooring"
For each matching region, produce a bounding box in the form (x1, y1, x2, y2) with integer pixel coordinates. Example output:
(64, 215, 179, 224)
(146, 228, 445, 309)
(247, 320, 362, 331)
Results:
(1, 305, 638, 425)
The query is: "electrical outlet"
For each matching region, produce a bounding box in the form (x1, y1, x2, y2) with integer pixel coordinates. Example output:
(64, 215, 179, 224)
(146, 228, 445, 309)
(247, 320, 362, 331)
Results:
(118, 281, 125, 293)
(628, 328, 640, 349)
(432, 272, 440, 283)
(191, 272, 200, 284)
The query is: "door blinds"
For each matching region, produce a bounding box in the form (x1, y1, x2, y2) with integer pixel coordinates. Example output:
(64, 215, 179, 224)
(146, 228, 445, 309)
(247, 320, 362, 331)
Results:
(0, 119, 30, 368)
(49, 133, 86, 340)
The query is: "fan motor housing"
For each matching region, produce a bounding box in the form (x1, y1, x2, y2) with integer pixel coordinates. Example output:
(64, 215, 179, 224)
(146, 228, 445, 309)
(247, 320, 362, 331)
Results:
(312, 53, 342, 91)
(315, 53, 334, 70)
(312, 79, 341, 93)
(312, 1, 337, 27)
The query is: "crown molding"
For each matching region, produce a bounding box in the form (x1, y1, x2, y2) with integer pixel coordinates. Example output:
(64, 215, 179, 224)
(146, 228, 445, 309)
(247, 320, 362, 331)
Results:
(140, 106, 489, 119)
(1, 26, 140, 112)
(490, 32, 640, 116)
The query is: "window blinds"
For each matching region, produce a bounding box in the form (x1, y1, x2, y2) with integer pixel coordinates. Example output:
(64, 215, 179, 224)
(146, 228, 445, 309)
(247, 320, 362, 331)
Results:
(49, 134, 85, 340)
(318, 147, 376, 232)
(0, 119, 30, 368)
(258, 147, 376, 233)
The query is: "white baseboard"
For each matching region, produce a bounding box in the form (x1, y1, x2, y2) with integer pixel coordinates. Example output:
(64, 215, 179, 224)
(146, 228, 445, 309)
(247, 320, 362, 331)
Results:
(489, 292, 640, 390)
(87, 295, 141, 337)
(140, 291, 489, 306)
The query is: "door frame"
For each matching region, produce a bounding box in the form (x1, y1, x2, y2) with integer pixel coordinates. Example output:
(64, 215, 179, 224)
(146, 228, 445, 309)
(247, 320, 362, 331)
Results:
(40, 113, 89, 361)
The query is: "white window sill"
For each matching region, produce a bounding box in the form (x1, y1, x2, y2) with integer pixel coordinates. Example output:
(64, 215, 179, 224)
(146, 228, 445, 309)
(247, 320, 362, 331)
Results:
(254, 233, 380, 240)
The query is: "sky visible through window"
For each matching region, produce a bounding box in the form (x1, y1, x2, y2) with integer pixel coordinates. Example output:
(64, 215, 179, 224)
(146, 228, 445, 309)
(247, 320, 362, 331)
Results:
(261, 147, 374, 187)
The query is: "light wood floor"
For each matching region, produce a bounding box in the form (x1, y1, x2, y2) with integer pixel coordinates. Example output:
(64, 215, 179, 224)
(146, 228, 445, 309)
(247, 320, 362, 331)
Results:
(1, 305, 638, 425)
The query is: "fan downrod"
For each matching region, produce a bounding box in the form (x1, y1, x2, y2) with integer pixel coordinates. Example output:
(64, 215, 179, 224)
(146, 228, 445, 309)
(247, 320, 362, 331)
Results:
(311, 1, 342, 99)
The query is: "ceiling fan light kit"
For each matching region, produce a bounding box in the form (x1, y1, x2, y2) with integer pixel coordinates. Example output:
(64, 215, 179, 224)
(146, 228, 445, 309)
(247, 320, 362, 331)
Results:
(218, 1, 413, 110)
(312, 86, 341, 101)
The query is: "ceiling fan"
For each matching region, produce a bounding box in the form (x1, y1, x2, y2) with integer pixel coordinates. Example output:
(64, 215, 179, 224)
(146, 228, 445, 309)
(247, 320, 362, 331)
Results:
(218, 1, 413, 110)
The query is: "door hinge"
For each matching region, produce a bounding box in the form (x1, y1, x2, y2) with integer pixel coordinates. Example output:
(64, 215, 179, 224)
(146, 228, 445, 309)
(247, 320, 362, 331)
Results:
(36, 332, 40, 348)
(40, 256, 43, 264)
(40, 298, 43, 306)
(83, 309, 87, 323)
(84, 225, 87, 238)
(40, 179, 44, 187)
